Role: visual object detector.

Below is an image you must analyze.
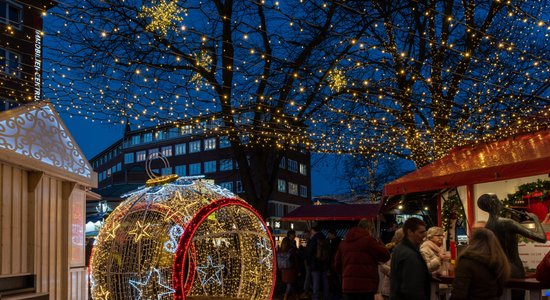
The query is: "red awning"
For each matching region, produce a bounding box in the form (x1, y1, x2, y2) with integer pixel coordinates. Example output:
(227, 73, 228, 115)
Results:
(282, 204, 381, 221)
(384, 129, 550, 197)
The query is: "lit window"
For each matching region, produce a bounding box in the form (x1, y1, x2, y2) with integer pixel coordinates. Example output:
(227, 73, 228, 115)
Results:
(136, 150, 147, 162)
(162, 146, 172, 157)
(0, 48, 20, 77)
(124, 153, 134, 164)
(175, 143, 186, 155)
(299, 185, 308, 198)
(148, 148, 159, 156)
(181, 125, 193, 135)
(288, 182, 298, 195)
(0, 1, 22, 29)
(288, 159, 298, 172)
(220, 182, 233, 192)
(175, 165, 186, 176)
(189, 140, 201, 153)
(107, 168, 112, 177)
(219, 136, 231, 148)
(155, 130, 166, 140)
(204, 138, 216, 150)
(189, 163, 201, 175)
(204, 161, 216, 173)
(236, 181, 243, 193)
(220, 159, 233, 171)
(116, 162, 122, 172)
(168, 127, 179, 138)
(300, 163, 307, 175)
(277, 179, 286, 193)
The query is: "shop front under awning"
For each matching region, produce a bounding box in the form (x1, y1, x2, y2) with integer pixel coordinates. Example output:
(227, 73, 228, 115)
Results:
(383, 128, 550, 197)
(282, 203, 381, 221)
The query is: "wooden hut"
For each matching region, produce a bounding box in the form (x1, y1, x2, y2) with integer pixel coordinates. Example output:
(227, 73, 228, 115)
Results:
(0, 102, 96, 299)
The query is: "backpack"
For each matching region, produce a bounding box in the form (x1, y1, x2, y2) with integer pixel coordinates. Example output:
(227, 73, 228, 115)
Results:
(277, 251, 292, 269)
(315, 237, 331, 261)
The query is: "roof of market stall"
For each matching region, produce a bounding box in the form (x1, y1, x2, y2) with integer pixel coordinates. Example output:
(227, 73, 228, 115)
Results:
(282, 203, 381, 221)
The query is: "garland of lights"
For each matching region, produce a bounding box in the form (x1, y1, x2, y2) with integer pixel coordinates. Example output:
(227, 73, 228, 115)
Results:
(502, 179, 550, 208)
(90, 178, 275, 300)
(441, 188, 467, 231)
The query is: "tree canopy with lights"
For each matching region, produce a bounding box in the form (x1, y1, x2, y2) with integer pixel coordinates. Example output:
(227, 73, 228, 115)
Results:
(40, 0, 549, 213)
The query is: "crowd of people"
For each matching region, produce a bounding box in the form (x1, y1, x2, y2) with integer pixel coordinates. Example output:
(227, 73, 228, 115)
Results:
(276, 197, 550, 300)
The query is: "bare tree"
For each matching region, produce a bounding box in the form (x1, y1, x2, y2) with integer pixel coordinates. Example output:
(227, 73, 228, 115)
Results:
(44, 0, 375, 216)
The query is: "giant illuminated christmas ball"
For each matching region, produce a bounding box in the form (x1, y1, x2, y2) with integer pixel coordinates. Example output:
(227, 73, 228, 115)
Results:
(90, 176, 276, 300)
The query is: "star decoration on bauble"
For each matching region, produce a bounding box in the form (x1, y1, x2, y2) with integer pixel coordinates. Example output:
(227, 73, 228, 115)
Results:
(256, 237, 273, 269)
(129, 268, 175, 300)
(128, 220, 152, 242)
(197, 255, 224, 286)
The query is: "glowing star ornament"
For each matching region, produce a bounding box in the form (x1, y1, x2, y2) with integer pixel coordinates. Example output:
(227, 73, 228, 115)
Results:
(196, 256, 224, 286)
(139, 0, 185, 36)
(128, 220, 152, 242)
(328, 68, 347, 92)
(130, 268, 175, 300)
(256, 237, 273, 269)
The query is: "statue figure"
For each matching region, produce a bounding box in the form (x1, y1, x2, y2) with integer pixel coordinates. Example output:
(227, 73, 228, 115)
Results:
(478, 194, 546, 300)
(478, 194, 546, 277)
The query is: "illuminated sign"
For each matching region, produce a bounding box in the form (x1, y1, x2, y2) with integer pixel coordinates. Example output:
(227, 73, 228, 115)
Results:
(34, 30, 42, 101)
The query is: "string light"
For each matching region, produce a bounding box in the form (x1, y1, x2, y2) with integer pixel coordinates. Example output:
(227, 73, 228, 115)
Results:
(5, 0, 548, 168)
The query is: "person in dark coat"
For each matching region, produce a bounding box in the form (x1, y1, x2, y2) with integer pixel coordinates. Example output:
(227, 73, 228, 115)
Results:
(280, 230, 299, 300)
(536, 251, 550, 283)
(327, 228, 342, 300)
(390, 217, 431, 300)
(334, 219, 390, 300)
(451, 228, 511, 300)
(306, 226, 329, 300)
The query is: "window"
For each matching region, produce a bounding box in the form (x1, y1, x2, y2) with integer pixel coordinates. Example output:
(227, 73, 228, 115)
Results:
(111, 165, 117, 174)
(279, 157, 286, 169)
(161, 167, 172, 175)
(98, 172, 103, 182)
(219, 136, 231, 148)
(220, 182, 233, 192)
(175, 165, 186, 176)
(143, 132, 153, 143)
(181, 125, 193, 135)
(131, 135, 140, 145)
(175, 143, 186, 155)
(204, 138, 216, 151)
(288, 182, 298, 195)
(136, 150, 147, 162)
(148, 148, 159, 157)
(124, 153, 134, 164)
(162, 146, 172, 157)
(299, 185, 308, 198)
(168, 127, 179, 138)
(155, 130, 166, 140)
(189, 163, 201, 175)
(0, 1, 22, 29)
(220, 159, 233, 171)
(116, 162, 122, 172)
(277, 179, 286, 193)
(288, 159, 298, 172)
(107, 168, 112, 177)
(0, 48, 20, 77)
(204, 161, 216, 173)
(189, 141, 201, 153)
(300, 163, 307, 175)
(236, 181, 243, 193)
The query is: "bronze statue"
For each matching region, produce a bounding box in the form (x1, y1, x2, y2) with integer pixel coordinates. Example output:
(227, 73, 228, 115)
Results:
(478, 194, 546, 278)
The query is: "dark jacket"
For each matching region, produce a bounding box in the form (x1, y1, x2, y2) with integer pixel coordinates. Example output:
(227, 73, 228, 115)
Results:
(281, 237, 299, 284)
(451, 252, 506, 300)
(334, 227, 390, 293)
(306, 232, 329, 271)
(536, 251, 550, 283)
(390, 237, 431, 300)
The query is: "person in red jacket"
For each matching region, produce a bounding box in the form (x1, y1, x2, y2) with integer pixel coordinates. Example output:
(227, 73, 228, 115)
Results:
(536, 251, 550, 283)
(334, 219, 390, 300)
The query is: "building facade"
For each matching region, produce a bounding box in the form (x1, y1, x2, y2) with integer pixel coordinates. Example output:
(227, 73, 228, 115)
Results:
(89, 123, 311, 233)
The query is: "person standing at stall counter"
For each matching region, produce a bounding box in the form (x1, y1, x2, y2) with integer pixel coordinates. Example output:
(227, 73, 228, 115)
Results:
(390, 217, 431, 300)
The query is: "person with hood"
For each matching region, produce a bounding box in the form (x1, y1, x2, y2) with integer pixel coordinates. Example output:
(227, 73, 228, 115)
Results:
(334, 219, 390, 300)
(450, 228, 511, 300)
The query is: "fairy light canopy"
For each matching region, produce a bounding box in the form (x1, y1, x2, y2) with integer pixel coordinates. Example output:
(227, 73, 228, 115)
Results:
(90, 177, 276, 300)
(25, 0, 549, 166)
